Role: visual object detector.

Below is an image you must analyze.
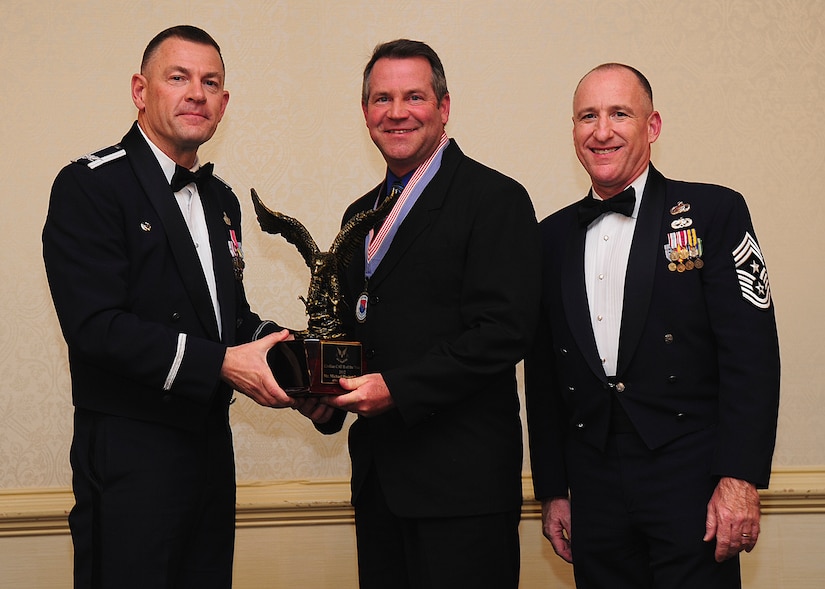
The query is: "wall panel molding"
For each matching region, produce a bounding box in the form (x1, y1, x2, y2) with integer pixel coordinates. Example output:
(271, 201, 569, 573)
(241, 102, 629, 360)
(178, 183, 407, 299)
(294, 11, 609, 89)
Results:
(2, 467, 824, 538)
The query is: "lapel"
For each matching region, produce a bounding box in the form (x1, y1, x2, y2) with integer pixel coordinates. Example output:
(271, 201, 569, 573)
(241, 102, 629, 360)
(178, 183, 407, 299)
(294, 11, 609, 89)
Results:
(200, 180, 237, 344)
(561, 193, 606, 380)
(616, 164, 667, 374)
(344, 185, 376, 295)
(364, 140, 459, 290)
(121, 123, 221, 341)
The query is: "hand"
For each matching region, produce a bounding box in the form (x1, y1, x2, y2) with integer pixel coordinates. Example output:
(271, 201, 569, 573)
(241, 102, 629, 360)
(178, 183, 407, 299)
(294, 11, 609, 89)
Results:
(292, 395, 337, 424)
(322, 373, 395, 417)
(220, 329, 294, 408)
(542, 497, 573, 563)
(703, 477, 761, 562)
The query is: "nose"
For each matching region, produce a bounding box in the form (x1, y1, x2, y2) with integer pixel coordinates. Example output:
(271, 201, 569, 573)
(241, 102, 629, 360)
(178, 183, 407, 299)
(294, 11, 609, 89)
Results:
(187, 79, 206, 102)
(594, 117, 613, 141)
(387, 98, 407, 119)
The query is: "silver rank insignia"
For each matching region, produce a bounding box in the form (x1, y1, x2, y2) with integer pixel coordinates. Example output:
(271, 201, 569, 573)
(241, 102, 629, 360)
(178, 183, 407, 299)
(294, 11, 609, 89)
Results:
(732, 232, 771, 309)
(73, 144, 126, 169)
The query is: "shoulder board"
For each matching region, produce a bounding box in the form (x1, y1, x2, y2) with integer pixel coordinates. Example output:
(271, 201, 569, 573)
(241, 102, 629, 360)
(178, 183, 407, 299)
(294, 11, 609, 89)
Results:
(72, 144, 126, 169)
(213, 173, 232, 190)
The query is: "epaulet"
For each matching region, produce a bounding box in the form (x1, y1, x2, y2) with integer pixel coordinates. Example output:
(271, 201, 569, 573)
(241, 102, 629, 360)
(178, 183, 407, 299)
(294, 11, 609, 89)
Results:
(213, 173, 232, 190)
(72, 144, 127, 170)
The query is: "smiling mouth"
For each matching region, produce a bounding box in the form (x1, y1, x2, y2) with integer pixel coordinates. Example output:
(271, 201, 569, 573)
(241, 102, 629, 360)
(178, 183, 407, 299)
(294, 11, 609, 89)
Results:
(592, 147, 620, 154)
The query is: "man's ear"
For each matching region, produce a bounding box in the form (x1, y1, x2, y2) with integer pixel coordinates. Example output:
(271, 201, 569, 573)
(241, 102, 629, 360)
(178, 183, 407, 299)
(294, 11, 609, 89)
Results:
(131, 74, 147, 111)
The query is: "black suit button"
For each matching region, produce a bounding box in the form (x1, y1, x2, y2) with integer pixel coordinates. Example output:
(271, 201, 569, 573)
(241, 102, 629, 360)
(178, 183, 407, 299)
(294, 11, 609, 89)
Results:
(568, 386, 575, 392)
(560, 347, 568, 356)
(667, 375, 677, 384)
(575, 422, 585, 429)
(170, 312, 181, 322)
(676, 412, 686, 421)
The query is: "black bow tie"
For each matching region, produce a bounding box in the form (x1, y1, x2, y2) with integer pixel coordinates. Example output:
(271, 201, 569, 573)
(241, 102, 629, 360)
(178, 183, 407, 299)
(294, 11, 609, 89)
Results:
(170, 162, 214, 192)
(577, 186, 636, 226)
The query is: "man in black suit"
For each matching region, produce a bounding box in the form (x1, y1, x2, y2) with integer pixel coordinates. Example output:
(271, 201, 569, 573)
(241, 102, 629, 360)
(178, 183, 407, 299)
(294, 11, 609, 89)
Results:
(525, 63, 780, 588)
(302, 39, 540, 588)
(43, 26, 294, 588)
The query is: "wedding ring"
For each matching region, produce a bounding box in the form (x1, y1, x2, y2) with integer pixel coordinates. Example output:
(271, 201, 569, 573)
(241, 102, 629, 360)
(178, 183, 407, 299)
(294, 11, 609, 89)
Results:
(741, 533, 752, 538)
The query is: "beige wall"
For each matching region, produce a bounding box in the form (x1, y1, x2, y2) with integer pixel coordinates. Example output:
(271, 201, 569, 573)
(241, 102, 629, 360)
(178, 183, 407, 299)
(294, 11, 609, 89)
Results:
(1, 0, 823, 585)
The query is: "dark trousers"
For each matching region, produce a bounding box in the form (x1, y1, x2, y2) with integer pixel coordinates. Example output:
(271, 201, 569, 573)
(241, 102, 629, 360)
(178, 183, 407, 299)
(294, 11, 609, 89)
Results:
(566, 425, 741, 589)
(354, 466, 521, 589)
(69, 407, 236, 589)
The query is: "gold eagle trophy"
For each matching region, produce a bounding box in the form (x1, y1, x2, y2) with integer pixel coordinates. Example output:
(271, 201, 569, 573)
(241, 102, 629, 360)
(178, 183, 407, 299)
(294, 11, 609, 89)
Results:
(251, 188, 400, 395)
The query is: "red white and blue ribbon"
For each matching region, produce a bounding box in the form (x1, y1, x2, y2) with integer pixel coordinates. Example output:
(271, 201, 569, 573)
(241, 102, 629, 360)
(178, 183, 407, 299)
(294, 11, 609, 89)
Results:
(364, 133, 450, 278)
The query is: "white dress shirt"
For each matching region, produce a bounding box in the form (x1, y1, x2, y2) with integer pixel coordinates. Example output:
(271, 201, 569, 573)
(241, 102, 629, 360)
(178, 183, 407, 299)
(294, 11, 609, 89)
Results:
(584, 168, 649, 377)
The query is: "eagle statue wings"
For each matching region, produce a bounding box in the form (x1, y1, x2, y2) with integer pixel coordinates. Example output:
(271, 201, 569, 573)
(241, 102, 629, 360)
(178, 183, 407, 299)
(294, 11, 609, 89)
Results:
(251, 187, 402, 340)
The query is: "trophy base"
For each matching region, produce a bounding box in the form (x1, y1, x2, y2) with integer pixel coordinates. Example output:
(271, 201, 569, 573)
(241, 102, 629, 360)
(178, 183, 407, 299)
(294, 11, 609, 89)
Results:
(267, 339, 364, 396)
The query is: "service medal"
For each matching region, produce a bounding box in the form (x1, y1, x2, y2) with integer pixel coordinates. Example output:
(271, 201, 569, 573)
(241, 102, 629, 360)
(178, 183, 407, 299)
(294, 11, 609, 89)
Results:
(355, 292, 369, 323)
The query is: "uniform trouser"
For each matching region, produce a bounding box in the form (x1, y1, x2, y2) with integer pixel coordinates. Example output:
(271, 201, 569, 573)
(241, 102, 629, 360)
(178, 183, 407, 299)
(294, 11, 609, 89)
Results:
(566, 425, 741, 589)
(69, 406, 236, 589)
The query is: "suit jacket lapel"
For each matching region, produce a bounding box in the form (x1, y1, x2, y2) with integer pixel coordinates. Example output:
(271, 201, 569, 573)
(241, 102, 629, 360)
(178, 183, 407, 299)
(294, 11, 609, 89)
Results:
(121, 123, 221, 340)
(561, 198, 606, 380)
(200, 181, 237, 344)
(617, 164, 667, 373)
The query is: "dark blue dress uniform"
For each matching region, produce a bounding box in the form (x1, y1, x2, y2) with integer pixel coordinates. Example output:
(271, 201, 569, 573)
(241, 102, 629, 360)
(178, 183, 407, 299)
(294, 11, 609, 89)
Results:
(526, 164, 780, 588)
(43, 122, 281, 588)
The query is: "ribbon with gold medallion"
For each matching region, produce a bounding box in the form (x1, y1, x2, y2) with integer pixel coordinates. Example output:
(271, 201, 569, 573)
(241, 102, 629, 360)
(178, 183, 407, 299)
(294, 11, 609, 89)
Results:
(664, 228, 704, 272)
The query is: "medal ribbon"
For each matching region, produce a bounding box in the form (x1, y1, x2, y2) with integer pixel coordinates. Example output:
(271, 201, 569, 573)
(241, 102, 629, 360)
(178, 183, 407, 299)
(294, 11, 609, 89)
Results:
(364, 133, 450, 276)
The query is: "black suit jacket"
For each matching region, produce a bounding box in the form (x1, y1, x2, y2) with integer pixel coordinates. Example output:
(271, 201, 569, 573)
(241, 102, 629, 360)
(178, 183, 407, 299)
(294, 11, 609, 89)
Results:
(326, 140, 541, 518)
(526, 165, 780, 499)
(43, 122, 278, 431)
